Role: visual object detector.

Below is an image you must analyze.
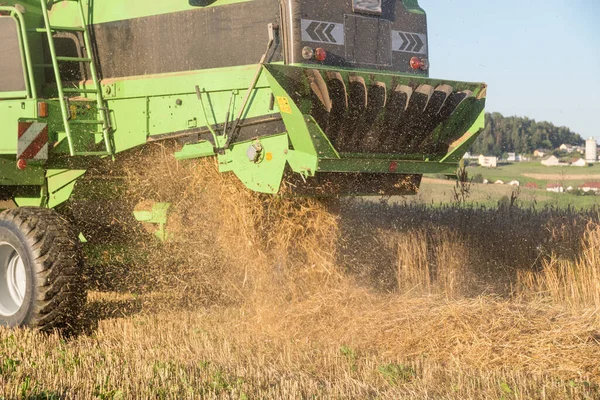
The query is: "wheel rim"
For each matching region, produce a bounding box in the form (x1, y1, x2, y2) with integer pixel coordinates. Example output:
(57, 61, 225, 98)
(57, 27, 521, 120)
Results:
(0, 242, 27, 317)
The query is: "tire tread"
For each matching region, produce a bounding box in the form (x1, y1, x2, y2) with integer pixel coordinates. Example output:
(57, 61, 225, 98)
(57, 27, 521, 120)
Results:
(0, 207, 85, 333)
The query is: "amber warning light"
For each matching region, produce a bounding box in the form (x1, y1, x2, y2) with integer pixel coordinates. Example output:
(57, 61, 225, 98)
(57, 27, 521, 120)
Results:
(37, 102, 49, 118)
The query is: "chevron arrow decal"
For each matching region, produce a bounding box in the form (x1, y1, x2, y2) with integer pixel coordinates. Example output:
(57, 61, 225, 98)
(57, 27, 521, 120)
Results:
(301, 19, 345, 45)
(324, 23, 336, 42)
(391, 31, 428, 54)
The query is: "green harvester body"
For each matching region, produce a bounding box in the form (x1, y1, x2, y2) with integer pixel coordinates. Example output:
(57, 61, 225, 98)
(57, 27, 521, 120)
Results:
(0, 0, 486, 208)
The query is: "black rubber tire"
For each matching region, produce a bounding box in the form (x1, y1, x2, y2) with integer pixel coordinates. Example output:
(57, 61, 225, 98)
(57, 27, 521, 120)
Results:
(0, 207, 86, 333)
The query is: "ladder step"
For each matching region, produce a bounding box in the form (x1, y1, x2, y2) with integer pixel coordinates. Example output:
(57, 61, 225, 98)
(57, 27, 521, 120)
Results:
(63, 88, 98, 94)
(49, 25, 86, 32)
(56, 56, 92, 63)
(69, 120, 105, 125)
(33, 26, 86, 33)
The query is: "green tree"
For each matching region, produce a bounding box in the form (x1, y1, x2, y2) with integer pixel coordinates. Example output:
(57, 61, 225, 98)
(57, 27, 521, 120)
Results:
(470, 113, 583, 156)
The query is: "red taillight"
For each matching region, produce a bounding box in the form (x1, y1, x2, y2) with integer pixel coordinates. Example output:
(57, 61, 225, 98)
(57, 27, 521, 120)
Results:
(410, 57, 429, 71)
(410, 56, 422, 70)
(16, 159, 27, 170)
(314, 48, 327, 62)
(38, 101, 49, 118)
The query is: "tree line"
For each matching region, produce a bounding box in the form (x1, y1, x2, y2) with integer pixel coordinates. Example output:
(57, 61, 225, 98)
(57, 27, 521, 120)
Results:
(469, 112, 584, 157)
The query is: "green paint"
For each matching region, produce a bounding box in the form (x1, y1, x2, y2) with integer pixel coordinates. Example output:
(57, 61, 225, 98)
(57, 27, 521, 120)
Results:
(0, 156, 45, 185)
(175, 141, 216, 160)
(14, 195, 45, 208)
(43, 0, 252, 26)
(263, 67, 319, 157)
(46, 169, 87, 208)
(219, 133, 289, 194)
(133, 202, 171, 241)
(402, 0, 426, 14)
(286, 150, 318, 178)
(441, 109, 487, 163)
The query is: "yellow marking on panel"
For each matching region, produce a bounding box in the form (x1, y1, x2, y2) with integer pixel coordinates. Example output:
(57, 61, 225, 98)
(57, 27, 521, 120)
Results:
(276, 96, 292, 114)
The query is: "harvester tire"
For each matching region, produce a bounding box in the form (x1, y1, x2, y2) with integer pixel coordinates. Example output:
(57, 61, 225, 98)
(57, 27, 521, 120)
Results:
(0, 207, 86, 333)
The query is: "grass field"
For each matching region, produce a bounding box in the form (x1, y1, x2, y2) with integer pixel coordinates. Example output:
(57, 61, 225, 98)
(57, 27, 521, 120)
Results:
(398, 160, 600, 209)
(467, 161, 600, 189)
(1, 152, 600, 399)
(401, 178, 600, 209)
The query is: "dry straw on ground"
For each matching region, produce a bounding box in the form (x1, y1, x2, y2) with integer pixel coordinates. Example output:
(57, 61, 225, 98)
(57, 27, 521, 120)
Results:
(1, 144, 600, 399)
(518, 220, 600, 308)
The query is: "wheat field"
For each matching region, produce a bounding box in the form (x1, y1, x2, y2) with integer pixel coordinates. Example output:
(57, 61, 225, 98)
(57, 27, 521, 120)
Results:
(1, 147, 600, 399)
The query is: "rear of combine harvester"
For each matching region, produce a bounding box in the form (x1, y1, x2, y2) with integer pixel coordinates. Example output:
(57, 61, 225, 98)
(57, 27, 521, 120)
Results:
(0, 0, 485, 331)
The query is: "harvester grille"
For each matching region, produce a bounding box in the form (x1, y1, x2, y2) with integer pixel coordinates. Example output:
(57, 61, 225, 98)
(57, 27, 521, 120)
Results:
(266, 65, 486, 159)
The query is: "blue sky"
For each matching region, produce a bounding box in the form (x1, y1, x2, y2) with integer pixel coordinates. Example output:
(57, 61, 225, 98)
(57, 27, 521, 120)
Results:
(420, 0, 600, 141)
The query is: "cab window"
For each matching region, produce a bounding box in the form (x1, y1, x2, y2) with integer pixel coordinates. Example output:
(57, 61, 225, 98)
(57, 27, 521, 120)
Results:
(0, 17, 27, 97)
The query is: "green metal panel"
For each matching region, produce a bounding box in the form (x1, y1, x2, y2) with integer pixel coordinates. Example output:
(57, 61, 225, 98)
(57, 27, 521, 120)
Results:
(46, 169, 87, 208)
(263, 68, 318, 158)
(97, 66, 274, 153)
(44, 0, 252, 25)
(14, 191, 46, 207)
(107, 98, 148, 152)
(441, 110, 486, 163)
(0, 91, 28, 100)
(219, 133, 289, 194)
(175, 141, 216, 160)
(0, 155, 45, 186)
(133, 202, 171, 241)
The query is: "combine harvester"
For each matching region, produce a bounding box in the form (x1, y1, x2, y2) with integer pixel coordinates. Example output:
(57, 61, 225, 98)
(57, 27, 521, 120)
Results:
(0, 0, 486, 331)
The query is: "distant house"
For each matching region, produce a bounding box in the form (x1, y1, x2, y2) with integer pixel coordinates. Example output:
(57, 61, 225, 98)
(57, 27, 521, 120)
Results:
(478, 155, 498, 168)
(494, 180, 505, 185)
(541, 155, 566, 166)
(579, 182, 600, 193)
(546, 183, 564, 193)
(571, 158, 587, 167)
(560, 144, 575, 153)
(508, 180, 520, 187)
(533, 149, 548, 158)
(507, 152, 516, 162)
(525, 182, 539, 189)
(566, 186, 574, 192)
(575, 146, 585, 154)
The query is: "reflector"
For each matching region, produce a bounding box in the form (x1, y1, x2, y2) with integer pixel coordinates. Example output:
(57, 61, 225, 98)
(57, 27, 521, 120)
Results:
(16, 159, 27, 170)
(301, 46, 314, 60)
(410, 57, 422, 70)
(37, 102, 49, 118)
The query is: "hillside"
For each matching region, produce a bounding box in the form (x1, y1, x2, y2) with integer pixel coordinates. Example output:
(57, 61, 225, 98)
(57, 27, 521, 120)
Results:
(470, 112, 584, 157)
